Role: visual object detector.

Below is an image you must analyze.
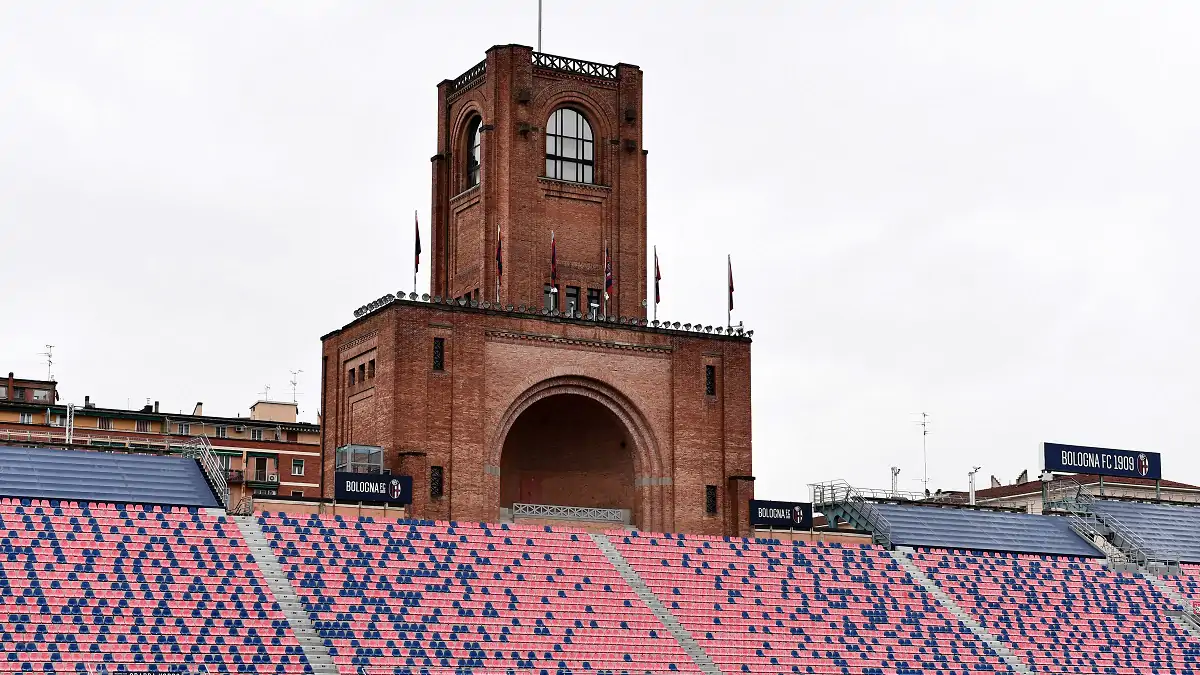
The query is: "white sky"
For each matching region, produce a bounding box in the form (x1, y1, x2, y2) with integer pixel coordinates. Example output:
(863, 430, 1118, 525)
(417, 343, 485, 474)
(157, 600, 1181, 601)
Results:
(2, 1, 1198, 501)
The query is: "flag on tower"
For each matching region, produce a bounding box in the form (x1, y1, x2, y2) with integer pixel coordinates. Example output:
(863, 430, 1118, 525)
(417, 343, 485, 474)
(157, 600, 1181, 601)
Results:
(414, 211, 421, 274)
(604, 245, 614, 299)
(496, 225, 503, 279)
(727, 254, 734, 312)
(654, 246, 661, 305)
(550, 231, 558, 285)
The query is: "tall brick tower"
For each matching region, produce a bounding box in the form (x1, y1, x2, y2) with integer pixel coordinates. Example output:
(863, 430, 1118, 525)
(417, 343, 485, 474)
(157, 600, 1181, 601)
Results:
(320, 46, 754, 536)
(431, 45, 646, 319)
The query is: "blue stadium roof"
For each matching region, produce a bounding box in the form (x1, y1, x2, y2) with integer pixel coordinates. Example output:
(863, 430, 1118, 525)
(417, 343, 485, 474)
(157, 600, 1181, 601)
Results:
(1091, 499, 1200, 563)
(873, 503, 1102, 557)
(0, 445, 219, 508)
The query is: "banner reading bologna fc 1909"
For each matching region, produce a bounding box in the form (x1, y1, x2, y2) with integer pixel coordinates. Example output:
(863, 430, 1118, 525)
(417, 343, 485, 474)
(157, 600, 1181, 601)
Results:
(334, 472, 413, 505)
(749, 500, 813, 530)
(1042, 442, 1161, 481)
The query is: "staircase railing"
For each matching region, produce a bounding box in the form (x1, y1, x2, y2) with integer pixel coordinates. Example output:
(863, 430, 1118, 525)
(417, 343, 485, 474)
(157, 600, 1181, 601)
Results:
(810, 479, 893, 547)
(179, 435, 228, 508)
(1052, 478, 1181, 567)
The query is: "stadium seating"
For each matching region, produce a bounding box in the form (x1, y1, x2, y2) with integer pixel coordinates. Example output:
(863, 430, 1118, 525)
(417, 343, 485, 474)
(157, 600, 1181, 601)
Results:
(913, 548, 1200, 673)
(1091, 499, 1200, 563)
(611, 531, 1012, 674)
(258, 512, 701, 674)
(0, 499, 310, 673)
(871, 503, 1100, 557)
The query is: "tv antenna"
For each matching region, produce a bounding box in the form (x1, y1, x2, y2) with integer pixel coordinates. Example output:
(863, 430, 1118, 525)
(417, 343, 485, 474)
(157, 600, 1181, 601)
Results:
(913, 412, 931, 494)
(39, 345, 54, 381)
(260, 384, 271, 401)
(289, 370, 303, 403)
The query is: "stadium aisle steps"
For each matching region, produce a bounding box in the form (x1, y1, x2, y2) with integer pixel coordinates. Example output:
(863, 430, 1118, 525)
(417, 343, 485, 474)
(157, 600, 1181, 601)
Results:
(260, 512, 703, 674)
(0, 498, 311, 673)
(612, 531, 1013, 674)
(889, 550, 1032, 675)
(914, 548, 1200, 673)
(233, 516, 339, 675)
(590, 532, 721, 675)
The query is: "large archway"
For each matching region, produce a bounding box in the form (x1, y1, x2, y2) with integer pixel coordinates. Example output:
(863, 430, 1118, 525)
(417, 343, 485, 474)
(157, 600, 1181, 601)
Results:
(500, 394, 635, 513)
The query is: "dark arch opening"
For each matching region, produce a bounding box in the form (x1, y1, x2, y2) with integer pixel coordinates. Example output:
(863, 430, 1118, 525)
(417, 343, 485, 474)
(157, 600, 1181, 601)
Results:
(499, 393, 634, 512)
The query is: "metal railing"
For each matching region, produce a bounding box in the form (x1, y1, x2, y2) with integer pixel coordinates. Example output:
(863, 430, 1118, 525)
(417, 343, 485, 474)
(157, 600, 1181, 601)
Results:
(450, 58, 486, 94)
(532, 52, 618, 80)
(1052, 478, 1183, 567)
(228, 493, 254, 517)
(511, 502, 628, 523)
(810, 479, 893, 547)
(179, 436, 228, 508)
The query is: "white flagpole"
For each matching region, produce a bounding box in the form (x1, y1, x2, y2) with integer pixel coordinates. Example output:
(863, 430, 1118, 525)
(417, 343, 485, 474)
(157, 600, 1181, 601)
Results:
(413, 210, 418, 296)
(538, 0, 543, 52)
(727, 254, 732, 329)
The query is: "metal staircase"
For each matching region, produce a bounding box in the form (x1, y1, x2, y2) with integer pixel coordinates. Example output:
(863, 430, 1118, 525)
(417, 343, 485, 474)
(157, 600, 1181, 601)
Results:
(232, 515, 337, 675)
(889, 549, 1032, 675)
(1049, 479, 1177, 570)
(809, 479, 895, 546)
(589, 533, 721, 675)
(179, 435, 228, 508)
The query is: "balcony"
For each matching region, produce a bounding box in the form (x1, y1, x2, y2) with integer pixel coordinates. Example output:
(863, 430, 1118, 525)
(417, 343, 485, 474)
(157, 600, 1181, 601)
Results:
(246, 471, 279, 486)
(226, 469, 244, 485)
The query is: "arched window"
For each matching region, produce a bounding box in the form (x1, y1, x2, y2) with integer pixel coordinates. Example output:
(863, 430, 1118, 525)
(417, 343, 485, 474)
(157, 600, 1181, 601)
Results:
(465, 116, 482, 188)
(545, 107, 594, 184)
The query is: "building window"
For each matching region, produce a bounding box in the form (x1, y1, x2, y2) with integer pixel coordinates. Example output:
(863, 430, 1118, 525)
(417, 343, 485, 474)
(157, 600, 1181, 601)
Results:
(176, 423, 190, 435)
(433, 337, 445, 371)
(50, 414, 63, 427)
(217, 454, 231, 471)
(251, 428, 263, 441)
(465, 116, 482, 188)
(13, 387, 26, 401)
(252, 488, 277, 497)
(97, 418, 113, 431)
(291, 459, 305, 476)
(705, 485, 718, 515)
(214, 425, 226, 438)
(18, 412, 32, 424)
(705, 365, 716, 396)
(136, 420, 151, 433)
(290, 490, 304, 497)
(544, 284, 558, 311)
(0, 386, 6, 398)
(368, 359, 376, 379)
(565, 286, 580, 316)
(545, 107, 594, 184)
(32, 390, 49, 403)
(358, 364, 366, 384)
(431, 465, 445, 499)
(348, 367, 356, 386)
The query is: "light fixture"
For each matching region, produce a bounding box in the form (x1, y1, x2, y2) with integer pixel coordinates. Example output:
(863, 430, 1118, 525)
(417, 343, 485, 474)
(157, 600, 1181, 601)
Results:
(672, 322, 680, 329)
(747, 330, 754, 337)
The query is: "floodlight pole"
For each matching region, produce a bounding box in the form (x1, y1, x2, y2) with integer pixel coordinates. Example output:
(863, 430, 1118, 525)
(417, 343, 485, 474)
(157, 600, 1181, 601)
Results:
(968, 466, 981, 506)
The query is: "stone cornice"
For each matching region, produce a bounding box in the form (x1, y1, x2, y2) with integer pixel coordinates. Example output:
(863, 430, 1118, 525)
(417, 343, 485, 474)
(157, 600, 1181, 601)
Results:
(485, 330, 672, 355)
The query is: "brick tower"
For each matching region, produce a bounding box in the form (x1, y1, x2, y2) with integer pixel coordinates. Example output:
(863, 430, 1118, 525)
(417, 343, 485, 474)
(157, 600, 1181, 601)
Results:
(320, 46, 755, 536)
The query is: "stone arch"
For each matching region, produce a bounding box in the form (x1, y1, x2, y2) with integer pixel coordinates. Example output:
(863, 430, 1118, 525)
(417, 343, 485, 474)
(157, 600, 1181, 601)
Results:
(532, 86, 614, 184)
(450, 100, 486, 194)
(488, 375, 666, 531)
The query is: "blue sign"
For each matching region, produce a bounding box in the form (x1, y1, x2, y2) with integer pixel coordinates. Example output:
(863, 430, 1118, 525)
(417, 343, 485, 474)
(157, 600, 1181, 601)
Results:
(334, 472, 412, 504)
(1043, 442, 1161, 481)
(749, 500, 813, 530)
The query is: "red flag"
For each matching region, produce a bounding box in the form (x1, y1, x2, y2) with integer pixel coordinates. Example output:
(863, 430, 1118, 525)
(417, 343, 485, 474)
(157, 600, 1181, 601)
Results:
(727, 255, 734, 311)
(550, 231, 557, 285)
(414, 211, 421, 274)
(496, 225, 503, 279)
(604, 245, 613, 298)
(654, 246, 661, 305)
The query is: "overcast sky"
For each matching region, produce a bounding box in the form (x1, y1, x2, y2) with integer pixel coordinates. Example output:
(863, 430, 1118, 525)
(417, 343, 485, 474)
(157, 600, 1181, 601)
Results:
(2, 1, 1198, 500)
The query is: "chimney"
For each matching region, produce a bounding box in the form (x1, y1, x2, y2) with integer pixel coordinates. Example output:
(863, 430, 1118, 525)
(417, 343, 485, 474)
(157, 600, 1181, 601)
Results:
(990, 475, 1001, 489)
(154, 400, 160, 413)
(84, 395, 90, 408)
(192, 402, 203, 416)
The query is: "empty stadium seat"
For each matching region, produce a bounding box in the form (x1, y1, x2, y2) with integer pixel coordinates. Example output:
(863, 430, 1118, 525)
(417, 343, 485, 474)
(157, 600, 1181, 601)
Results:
(1091, 500, 1200, 563)
(914, 548, 1200, 673)
(259, 512, 700, 674)
(612, 531, 1012, 674)
(0, 499, 311, 673)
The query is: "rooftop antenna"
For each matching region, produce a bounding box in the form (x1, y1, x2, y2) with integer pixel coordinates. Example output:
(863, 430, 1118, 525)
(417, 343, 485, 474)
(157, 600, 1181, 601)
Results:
(39, 345, 54, 381)
(968, 466, 982, 506)
(912, 412, 931, 494)
(289, 370, 303, 403)
(890, 466, 900, 497)
(537, 0, 542, 52)
(260, 384, 271, 401)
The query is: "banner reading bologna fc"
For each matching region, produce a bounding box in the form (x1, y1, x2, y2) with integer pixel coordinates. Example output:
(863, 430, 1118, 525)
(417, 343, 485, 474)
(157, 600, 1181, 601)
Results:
(334, 472, 413, 505)
(1042, 442, 1162, 481)
(749, 500, 813, 530)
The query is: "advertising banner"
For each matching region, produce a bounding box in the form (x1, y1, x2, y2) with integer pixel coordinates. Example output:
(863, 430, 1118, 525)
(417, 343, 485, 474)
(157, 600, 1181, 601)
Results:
(749, 500, 813, 530)
(1042, 442, 1161, 481)
(334, 472, 413, 504)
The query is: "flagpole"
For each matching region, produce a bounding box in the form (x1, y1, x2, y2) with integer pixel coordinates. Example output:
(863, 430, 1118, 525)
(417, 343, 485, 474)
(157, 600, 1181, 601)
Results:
(413, 210, 418, 296)
(726, 254, 731, 329)
(653, 245, 658, 322)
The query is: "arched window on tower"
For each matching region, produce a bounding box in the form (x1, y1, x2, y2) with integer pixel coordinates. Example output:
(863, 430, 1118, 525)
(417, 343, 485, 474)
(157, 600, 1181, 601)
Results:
(545, 107, 594, 184)
(465, 116, 482, 188)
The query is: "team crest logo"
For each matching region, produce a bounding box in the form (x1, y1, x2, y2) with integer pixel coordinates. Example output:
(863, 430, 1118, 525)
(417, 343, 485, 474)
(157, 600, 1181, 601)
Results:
(1137, 453, 1150, 477)
(389, 479, 405, 500)
(792, 505, 805, 525)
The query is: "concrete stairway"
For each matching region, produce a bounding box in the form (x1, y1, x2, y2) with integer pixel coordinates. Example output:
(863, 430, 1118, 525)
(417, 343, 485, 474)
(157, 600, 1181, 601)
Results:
(590, 533, 723, 675)
(1144, 574, 1200, 639)
(889, 549, 1032, 675)
(232, 515, 338, 675)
